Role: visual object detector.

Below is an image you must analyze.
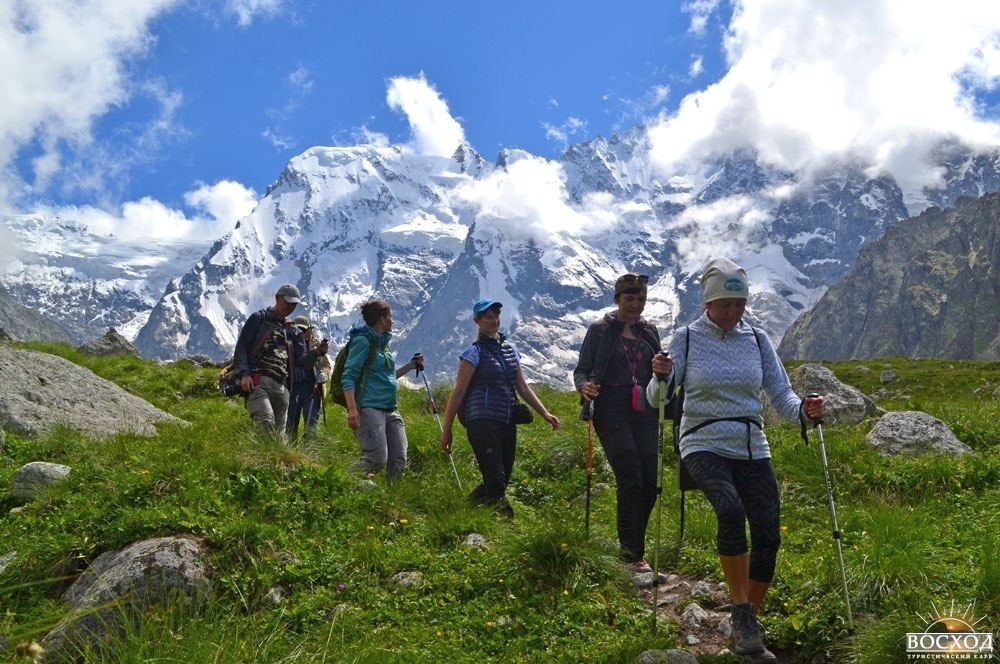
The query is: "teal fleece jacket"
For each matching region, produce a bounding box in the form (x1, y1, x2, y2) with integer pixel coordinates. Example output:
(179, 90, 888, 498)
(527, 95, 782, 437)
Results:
(341, 325, 398, 410)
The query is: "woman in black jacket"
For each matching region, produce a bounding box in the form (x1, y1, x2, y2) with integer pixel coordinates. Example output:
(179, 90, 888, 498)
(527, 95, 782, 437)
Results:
(573, 273, 661, 572)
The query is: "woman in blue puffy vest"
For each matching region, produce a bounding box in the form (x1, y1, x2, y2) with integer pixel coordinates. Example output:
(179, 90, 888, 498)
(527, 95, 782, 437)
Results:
(440, 299, 560, 517)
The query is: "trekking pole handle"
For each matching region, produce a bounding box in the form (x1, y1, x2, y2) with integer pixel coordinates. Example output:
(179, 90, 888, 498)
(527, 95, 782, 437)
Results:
(805, 392, 824, 425)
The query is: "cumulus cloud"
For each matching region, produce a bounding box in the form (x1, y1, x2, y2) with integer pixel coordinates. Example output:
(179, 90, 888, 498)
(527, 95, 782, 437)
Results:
(453, 154, 630, 248)
(35, 180, 257, 247)
(386, 74, 467, 157)
(0, 0, 180, 212)
(650, 0, 1000, 198)
(183, 180, 259, 227)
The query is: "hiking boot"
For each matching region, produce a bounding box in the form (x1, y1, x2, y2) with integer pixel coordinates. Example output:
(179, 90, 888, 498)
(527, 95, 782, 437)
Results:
(743, 645, 777, 663)
(730, 602, 765, 655)
(628, 560, 652, 574)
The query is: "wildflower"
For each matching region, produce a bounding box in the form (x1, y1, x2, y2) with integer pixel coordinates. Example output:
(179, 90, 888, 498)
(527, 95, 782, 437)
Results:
(562, 589, 569, 596)
(436, 631, 443, 637)
(498, 577, 504, 584)
(399, 518, 409, 525)
(338, 583, 346, 592)
(486, 621, 495, 628)
(366, 525, 374, 532)
(560, 543, 569, 552)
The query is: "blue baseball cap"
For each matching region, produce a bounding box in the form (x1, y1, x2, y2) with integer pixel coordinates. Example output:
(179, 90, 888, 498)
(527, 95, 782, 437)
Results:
(472, 299, 502, 318)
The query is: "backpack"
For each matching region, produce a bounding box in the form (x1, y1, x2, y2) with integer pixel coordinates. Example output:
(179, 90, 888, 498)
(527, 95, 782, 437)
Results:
(328, 335, 380, 408)
(218, 314, 277, 397)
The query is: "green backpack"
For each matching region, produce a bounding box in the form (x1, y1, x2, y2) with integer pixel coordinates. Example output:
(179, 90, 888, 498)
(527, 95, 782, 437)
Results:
(328, 335, 380, 408)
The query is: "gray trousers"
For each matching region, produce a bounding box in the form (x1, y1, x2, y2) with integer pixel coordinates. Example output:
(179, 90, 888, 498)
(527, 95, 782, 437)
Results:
(246, 375, 290, 436)
(352, 408, 408, 479)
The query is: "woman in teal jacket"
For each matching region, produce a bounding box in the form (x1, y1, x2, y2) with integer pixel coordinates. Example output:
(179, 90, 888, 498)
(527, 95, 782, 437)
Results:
(342, 299, 422, 479)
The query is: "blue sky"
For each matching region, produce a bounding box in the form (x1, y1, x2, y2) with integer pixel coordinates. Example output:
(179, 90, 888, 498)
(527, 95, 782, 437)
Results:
(3, 0, 1000, 245)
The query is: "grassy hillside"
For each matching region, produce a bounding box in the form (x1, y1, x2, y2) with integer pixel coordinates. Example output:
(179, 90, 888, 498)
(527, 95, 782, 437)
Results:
(2, 346, 999, 663)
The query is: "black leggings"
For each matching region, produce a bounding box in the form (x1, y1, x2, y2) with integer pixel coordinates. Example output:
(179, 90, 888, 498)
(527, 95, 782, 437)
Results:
(682, 451, 781, 583)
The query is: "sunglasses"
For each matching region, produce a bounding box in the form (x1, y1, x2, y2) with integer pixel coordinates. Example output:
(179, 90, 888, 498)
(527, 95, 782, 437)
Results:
(619, 274, 650, 285)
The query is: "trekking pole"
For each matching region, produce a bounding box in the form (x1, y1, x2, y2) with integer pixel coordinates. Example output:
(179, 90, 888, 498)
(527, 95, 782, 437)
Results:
(652, 378, 667, 635)
(416, 360, 462, 490)
(802, 392, 855, 633)
(584, 400, 595, 540)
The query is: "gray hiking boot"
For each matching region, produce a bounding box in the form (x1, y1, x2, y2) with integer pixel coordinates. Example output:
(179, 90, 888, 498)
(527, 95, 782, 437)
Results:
(730, 602, 765, 656)
(743, 645, 778, 663)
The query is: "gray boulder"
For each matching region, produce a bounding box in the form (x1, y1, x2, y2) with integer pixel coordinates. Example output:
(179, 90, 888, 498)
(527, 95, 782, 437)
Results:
(635, 649, 699, 664)
(0, 346, 182, 437)
(78, 327, 139, 357)
(0, 550, 15, 576)
(865, 410, 973, 456)
(764, 363, 874, 425)
(11, 461, 72, 502)
(390, 571, 424, 590)
(40, 536, 210, 663)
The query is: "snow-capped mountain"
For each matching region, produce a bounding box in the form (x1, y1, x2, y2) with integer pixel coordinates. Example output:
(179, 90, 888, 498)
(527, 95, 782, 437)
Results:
(3, 126, 1000, 385)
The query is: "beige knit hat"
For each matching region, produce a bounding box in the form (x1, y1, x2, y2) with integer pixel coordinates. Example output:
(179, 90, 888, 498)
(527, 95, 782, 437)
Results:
(700, 257, 749, 303)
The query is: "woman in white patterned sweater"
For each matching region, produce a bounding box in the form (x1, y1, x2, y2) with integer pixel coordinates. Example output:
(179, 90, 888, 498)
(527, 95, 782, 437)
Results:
(647, 257, 825, 663)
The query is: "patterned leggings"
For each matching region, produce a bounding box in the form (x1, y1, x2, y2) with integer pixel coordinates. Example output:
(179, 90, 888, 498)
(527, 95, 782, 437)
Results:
(682, 451, 781, 583)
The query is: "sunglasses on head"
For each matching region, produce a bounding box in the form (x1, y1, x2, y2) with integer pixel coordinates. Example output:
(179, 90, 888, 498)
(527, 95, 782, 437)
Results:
(620, 274, 650, 285)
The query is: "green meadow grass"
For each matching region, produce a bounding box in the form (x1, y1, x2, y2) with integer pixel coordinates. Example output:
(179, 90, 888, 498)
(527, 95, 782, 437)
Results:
(1, 348, 999, 662)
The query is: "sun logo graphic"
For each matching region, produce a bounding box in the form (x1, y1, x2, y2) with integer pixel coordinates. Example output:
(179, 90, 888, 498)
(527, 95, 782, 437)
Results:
(906, 601, 994, 659)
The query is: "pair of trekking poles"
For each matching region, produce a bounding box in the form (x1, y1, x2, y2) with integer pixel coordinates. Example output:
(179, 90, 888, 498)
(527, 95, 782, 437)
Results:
(583, 386, 854, 635)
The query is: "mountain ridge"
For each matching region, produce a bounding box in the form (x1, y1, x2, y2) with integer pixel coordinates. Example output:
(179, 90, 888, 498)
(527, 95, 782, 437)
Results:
(3, 127, 1000, 384)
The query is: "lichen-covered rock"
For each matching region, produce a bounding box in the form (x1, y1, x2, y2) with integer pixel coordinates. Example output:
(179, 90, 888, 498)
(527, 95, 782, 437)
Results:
(865, 410, 973, 456)
(11, 461, 72, 501)
(40, 536, 210, 662)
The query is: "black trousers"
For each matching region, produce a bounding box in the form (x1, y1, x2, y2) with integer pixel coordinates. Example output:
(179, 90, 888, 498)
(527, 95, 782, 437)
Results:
(466, 418, 517, 516)
(595, 407, 659, 562)
(682, 451, 781, 583)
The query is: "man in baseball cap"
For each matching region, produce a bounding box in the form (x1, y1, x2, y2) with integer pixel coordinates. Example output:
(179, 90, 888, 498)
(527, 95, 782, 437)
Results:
(231, 283, 328, 439)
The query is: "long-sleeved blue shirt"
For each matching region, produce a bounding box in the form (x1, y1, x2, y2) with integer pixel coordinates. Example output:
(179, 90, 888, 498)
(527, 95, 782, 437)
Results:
(646, 312, 802, 460)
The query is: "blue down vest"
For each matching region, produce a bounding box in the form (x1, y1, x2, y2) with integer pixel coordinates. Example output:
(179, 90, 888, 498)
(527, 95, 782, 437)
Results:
(464, 334, 519, 424)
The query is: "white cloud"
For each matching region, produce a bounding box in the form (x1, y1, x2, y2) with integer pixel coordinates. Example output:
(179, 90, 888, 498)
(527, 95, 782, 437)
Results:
(262, 127, 294, 150)
(684, 0, 721, 36)
(288, 64, 313, 94)
(226, 0, 285, 27)
(0, 0, 181, 213)
(453, 155, 629, 248)
(386, 74, 466, 157)
(649, 0, 1000, 197)
(688, 56, 704, 79)
(183, 180, 259, 226)
(37, 180, 257, 245)
(542, 117, 588, 150)
(350, 124, 391, 148)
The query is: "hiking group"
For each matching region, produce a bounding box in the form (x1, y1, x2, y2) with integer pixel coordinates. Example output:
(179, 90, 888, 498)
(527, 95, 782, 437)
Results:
(229, 258, 827, 662)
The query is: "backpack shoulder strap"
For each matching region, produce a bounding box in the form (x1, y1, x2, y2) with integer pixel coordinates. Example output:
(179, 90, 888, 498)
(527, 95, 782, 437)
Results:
(248, 312, 277, 361)
(356, 333, 382, 400)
